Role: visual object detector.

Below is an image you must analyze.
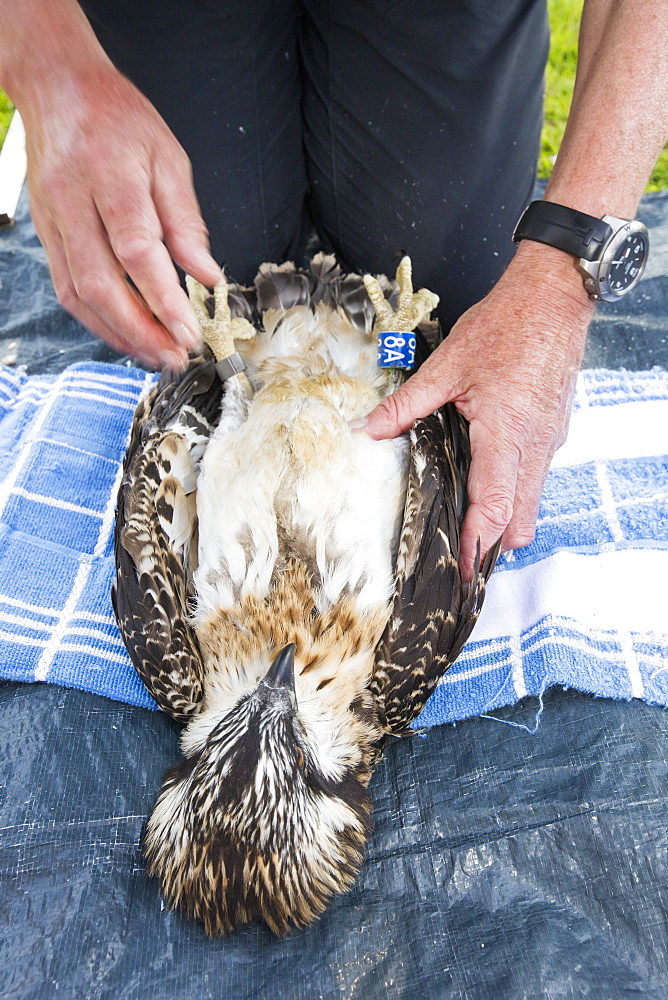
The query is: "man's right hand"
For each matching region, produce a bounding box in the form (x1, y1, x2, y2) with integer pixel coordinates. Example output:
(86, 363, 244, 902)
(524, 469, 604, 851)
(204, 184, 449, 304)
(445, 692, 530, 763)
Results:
(2, 0, 221, 369)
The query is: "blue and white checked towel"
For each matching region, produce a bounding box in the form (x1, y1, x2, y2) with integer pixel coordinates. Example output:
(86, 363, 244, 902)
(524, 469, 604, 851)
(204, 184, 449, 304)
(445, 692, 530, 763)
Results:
(0, 360, 666, 726)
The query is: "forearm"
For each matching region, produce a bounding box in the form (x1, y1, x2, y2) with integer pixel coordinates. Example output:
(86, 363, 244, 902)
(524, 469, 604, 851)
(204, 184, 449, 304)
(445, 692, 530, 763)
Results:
(545, 0, 668, 218)
(0, 0, 112, 109)
(505, 1, 668, 328)
(0, 0, 221, 368)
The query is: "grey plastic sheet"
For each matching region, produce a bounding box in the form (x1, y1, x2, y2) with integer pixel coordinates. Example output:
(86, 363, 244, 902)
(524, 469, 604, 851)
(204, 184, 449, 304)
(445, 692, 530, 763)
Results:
(1, 187, 668, 999)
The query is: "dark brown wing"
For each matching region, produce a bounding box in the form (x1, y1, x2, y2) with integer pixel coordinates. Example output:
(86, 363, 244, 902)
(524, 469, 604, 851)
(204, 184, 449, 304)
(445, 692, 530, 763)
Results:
(372, 403, 500, 735)
(112, 352, 224, 723)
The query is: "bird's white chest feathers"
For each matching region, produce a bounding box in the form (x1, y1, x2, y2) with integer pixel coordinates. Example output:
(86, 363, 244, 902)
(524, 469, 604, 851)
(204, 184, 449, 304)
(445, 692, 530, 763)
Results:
(193, 309, 409, 621)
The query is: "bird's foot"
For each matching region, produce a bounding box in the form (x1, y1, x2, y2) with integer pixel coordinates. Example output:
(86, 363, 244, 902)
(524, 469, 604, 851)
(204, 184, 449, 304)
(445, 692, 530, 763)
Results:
(363, 255, 439, 334)
(185, 273, 256, 363)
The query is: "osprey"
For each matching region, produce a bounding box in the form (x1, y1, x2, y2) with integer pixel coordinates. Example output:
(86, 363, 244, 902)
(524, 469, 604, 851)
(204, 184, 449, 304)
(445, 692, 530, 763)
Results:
(113, 255, 498, 936)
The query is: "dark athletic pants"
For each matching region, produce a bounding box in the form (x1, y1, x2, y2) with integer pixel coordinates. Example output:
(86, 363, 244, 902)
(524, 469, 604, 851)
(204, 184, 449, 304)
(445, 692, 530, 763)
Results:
(80, 0, 549, 333)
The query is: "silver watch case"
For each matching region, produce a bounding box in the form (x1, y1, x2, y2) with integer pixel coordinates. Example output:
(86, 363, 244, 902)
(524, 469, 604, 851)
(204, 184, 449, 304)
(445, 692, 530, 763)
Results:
(578, 216, 649, 303)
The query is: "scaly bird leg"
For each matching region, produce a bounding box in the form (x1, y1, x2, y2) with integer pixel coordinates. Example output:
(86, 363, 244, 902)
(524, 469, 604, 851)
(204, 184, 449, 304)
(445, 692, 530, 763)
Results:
(186, 273, 256, 392)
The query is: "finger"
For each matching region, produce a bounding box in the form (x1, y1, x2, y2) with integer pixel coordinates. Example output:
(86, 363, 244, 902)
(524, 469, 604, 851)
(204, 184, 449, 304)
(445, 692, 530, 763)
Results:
(502, 395, 574, 552)
(32, 206, 133, 358)
(59, 202, 188, 369)
(500, 457, 546, 553)
(356, 355, 455, 439)
(52, 230, 185, 368)
(95, 181, 203, 350)
(152, 153, 223, 286)
(460, 420, 520, 581)
(502, 436, 559, 552)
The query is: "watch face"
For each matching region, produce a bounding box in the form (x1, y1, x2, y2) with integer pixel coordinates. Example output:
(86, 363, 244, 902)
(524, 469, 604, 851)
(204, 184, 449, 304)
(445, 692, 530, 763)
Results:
(606, 232, 648, 295)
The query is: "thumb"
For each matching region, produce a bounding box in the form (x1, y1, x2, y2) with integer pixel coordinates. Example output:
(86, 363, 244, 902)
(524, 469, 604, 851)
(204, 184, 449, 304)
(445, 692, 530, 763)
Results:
(355, 363, 456, 440)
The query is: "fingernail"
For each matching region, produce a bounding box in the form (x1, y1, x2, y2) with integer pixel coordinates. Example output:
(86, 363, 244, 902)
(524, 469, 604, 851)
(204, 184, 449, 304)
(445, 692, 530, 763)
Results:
(193, 248, 223, 282)
(160, 348, 188, 371)
(348, 417, 369, 431)
(169, 321, 202, 350)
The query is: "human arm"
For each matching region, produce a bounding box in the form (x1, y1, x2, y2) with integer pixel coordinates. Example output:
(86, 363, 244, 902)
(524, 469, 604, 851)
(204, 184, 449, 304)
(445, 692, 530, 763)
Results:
(359, 0, 668, 578)
(0, 0, 222, 369)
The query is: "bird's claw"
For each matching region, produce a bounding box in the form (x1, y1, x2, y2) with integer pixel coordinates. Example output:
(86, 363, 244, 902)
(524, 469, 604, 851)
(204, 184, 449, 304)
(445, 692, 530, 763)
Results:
(363, 255, 439, 334)
(186, 273, 256, 363)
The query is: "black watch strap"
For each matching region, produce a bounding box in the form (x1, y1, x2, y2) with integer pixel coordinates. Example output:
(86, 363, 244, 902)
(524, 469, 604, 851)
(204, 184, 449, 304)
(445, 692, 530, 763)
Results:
(513, 200, 614, 262)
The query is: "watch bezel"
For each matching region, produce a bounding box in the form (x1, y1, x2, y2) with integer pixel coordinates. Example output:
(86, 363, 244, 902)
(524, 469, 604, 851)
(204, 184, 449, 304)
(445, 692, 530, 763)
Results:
(579, 219, 649, 302)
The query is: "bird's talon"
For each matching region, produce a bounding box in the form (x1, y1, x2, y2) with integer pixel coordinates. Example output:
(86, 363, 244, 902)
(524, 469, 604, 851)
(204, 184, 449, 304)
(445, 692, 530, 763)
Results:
(363, 255, 439, 335)
(186, 273, 256, 363)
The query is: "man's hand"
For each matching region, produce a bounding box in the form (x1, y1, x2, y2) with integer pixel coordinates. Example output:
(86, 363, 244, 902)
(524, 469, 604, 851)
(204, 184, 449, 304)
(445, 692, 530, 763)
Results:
(0, 0, 221, 370)
(360, 243, 596, 578)
(23, 63, 221, 369)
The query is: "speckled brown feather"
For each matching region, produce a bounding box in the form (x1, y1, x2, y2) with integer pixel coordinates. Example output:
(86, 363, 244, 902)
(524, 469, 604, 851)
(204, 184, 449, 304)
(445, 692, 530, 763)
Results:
(112, 352, 223, 722)
(372, 400, 500, 735)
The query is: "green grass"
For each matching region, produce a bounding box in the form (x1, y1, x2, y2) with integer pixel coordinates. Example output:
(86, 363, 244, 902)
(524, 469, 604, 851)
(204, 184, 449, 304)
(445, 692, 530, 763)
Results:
(0, 89, 13, 148)
(539, 0, 585, 178)
(541, 0, 668, 190)
(1, 5, 667, 189)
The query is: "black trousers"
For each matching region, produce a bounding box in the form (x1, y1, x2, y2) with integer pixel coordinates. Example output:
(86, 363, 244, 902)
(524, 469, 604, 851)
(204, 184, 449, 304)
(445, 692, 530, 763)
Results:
(80, 0, 549, 332)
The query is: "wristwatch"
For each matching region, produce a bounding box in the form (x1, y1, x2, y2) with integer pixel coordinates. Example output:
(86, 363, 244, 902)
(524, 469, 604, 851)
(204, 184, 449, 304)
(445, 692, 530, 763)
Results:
(513, 200, 649, 302)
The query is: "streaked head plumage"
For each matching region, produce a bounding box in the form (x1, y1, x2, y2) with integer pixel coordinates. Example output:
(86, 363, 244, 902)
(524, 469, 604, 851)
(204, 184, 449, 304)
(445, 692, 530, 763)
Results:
(143, 643, 377, 936)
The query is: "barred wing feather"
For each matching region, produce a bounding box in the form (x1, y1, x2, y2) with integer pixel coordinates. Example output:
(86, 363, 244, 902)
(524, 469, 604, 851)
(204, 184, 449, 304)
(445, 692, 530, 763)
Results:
(372, 403, 500, 734)
(112, 353, 223, 723)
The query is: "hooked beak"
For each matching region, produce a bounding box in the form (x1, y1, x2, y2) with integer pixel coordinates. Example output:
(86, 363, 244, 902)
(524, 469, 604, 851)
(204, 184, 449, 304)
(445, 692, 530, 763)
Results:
(261, 643, 296, 692)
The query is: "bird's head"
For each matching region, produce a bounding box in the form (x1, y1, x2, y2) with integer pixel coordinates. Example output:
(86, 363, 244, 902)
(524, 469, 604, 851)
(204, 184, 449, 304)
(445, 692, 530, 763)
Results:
(144, 643, 379, 936)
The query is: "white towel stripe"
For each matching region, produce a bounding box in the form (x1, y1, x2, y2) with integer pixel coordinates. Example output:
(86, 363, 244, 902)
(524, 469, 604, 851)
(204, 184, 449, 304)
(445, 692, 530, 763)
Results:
(457, 634, 519, 662)
(594, 460, 624, 543)
(12, 486, 104, 519)
(34, 561, 91, 681)
(0, 611, 124, 648)
(0, 368, 67, 520)
(618, 630, 645, 698)
(66, 625, 126, 647)
(16, 387, 53, 405)
(73, 610, 117, 626)
(0, 610, 52, 633)
(33, 436, 119, 465)
(32, 371, 153, 682)
(0, 628, 48, 649)
(441, 632, 653, 696)
(0, 367, 25, 389)
(59, 642, 130, 665)
(60, 389, 139, 411)
(574, 371, 590, 411)
(510, 633, 527, 699)
(0, 595, 118, 625)
(458, 615, 666, 663)
(441, 660, 508, 685)
(64, 369, 156, 391)
(62, 379, 146, 402)
(0, 593, 60, 617)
